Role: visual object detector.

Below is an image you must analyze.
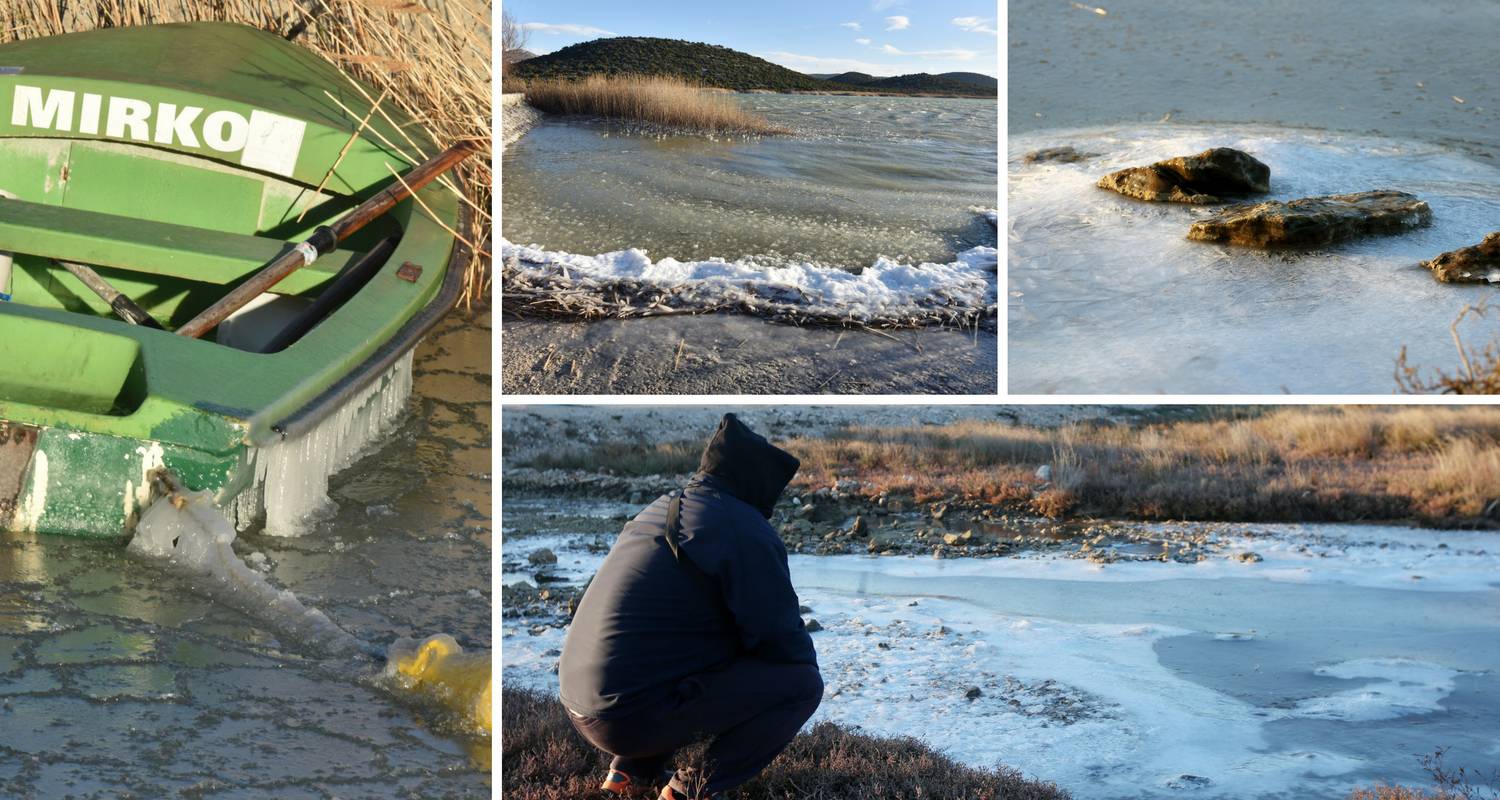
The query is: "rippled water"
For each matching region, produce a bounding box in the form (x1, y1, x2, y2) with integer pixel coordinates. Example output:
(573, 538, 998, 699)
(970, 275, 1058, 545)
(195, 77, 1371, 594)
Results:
(502, 94, 998, 268)
(0, 312, 492, 798)
(1008, 126, 1500, 394)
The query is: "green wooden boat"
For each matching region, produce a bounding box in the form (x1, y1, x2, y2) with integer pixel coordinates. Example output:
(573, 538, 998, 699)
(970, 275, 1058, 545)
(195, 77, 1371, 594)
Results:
(0, 23, 471, 538)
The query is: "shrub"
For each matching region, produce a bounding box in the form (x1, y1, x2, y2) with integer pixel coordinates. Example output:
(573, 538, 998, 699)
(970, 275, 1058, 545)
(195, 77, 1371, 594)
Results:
(501, 688, 1069, 800)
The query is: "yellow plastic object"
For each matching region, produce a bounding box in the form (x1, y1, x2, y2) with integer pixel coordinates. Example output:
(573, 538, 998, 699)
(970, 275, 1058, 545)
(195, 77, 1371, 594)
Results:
(389, 634, 492, 732)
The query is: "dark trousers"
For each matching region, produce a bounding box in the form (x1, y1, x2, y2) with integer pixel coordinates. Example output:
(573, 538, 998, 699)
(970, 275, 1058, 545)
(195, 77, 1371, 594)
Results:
(569, 658, 824, 797)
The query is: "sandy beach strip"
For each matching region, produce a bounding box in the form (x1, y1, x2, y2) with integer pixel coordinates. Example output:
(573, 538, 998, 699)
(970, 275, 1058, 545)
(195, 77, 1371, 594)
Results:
(500, 314, 997, 395)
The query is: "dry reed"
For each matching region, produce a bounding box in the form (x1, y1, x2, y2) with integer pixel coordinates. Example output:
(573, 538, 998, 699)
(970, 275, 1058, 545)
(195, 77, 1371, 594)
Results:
(1, 0, 493, 307)
(520, 75, 787, 135)
(520, 406, 1500, 525)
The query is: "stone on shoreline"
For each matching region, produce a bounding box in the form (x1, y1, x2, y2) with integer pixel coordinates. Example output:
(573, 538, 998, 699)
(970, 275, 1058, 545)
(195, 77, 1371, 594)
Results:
(1097, 147, 1270, 204)
(1024, 145, 1096, 164)
(1421, 232, 1500, 283)
(1187, 190, 1432, 248)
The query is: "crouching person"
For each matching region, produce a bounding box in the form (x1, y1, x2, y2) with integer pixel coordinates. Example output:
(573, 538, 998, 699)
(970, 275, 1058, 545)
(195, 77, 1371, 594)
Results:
(559, 414, 823, 799)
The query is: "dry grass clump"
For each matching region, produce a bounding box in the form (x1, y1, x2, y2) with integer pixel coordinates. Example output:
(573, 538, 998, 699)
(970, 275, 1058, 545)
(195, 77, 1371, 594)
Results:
(502, 688, 1069, 800)
(1397, 300, 1500, 394)
(1349, 750, 1500, 800)
(1, 0, 492, 307)
(521, 75, 788, 135)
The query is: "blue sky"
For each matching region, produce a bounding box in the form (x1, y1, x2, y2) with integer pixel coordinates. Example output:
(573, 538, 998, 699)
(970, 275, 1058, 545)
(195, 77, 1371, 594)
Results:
(501, 0, 999, 77)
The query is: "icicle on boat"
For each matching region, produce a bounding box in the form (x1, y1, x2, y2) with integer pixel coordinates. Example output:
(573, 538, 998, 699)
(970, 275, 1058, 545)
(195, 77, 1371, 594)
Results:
(0, 23, 474, 538)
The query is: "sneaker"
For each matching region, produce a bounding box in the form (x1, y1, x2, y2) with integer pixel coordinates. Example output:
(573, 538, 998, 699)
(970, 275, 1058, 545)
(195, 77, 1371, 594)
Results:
(600, 770, 634, 795)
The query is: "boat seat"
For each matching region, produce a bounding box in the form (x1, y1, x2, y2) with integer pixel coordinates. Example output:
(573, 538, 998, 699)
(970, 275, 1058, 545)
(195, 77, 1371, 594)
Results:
(0, 196, 365, 294)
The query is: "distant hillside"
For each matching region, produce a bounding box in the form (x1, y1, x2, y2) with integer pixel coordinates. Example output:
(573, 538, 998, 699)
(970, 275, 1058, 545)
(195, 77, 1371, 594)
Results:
(826, 71, 878, 85)
(509, 37, 831, 92)
(933, 72, 999, 90)
(509, 37, 996, 97)
(860, 72, 997, 95)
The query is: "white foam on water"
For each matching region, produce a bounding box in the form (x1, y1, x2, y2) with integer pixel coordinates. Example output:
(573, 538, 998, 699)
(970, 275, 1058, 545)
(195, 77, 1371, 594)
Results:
(130, 489, 362, 656)
(1008, 125, 1500, 393)
(230, 351, 414, 537)
(1288, 658, 1460, 722)
(501, 231, 998, 325)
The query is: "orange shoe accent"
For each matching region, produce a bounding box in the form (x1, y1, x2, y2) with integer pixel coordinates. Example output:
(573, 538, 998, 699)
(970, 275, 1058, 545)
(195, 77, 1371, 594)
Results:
(601, 770, 633, 794)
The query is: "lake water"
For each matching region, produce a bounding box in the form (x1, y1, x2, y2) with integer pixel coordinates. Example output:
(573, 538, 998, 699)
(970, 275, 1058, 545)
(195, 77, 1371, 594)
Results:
(1009, 125, 1500, 393)
(0, 312, 492, 798)
(502, 94, 998, 269)
(503, 498, 1500, 800)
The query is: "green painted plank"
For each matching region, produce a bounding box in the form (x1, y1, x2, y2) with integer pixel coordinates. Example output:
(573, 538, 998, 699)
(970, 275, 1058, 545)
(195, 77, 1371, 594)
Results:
(0, 197, 358, 292)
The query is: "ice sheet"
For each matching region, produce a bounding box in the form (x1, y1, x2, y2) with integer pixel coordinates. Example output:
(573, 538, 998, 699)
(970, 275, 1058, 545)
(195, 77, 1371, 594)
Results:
(501, 517, 1500, 798)
(1008, 125, 1500, 393)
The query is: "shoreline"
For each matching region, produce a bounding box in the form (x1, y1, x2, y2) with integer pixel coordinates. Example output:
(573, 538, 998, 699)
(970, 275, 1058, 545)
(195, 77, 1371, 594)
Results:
(500, 313, 997, 394)
(500, 92, 539, 150)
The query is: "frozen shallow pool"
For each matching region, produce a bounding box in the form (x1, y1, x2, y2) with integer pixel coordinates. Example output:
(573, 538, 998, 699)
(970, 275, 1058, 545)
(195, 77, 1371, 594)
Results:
(1008, 126, 1500, 393)
(0, 313, 492, 799)
(503, 500, 1500, 799)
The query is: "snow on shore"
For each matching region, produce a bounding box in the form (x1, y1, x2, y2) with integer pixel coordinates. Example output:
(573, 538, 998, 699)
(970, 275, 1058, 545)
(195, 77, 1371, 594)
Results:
(502, 239, 996, 322)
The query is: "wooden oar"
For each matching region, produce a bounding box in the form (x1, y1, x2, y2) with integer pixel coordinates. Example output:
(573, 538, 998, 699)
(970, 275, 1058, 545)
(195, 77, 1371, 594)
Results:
(175, 140, 477, 340)
(55, 259, 165, 329)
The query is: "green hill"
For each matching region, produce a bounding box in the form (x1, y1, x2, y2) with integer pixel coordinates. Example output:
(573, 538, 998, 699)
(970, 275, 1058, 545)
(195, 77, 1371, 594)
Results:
(826, 71, 878, 85)
(509, 37, 832, 92)
(510, 38, 996, 97)
(932, 72, 999, 90)
(862, 72, 997, 95)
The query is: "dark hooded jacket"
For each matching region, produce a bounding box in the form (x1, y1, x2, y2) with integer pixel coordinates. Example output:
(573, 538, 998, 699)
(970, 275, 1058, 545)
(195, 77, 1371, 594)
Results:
(559, 414, 816, 719)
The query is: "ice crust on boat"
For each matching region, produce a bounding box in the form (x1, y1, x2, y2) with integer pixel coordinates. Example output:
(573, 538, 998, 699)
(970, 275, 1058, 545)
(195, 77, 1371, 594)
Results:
(230, 351, 414, 537)
(131, 489, 362, 656)
(501, 239, 998, 325)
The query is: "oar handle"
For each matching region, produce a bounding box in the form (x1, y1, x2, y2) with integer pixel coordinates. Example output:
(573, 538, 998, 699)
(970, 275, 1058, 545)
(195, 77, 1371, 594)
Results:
(176, 140, 476, 340)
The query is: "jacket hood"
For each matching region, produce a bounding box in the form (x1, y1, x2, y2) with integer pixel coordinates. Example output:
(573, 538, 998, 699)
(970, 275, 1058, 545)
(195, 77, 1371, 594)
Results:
(696, 414, 800, 518)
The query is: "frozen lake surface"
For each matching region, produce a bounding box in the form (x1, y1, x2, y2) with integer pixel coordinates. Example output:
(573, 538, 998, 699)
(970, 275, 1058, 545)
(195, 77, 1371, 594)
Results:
(504, 499, 1500, 799)
(1008, 126, 1500, 394)
(0, 313, 493, 799)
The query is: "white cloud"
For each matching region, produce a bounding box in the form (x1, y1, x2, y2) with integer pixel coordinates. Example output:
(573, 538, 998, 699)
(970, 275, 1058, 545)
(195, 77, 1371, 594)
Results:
(885, 15, 910, 30)
(759, 51, 902, 76)
(855, 37, 872, 45)
(520, 22, 614, 36)
(881, 44, 977, 60)
(951, 16, 998, 35)
(840, 21, 863, 31)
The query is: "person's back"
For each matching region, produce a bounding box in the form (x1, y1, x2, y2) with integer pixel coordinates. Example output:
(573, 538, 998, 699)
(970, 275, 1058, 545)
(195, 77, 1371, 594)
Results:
(557, 414, 822, 800)
(559, 487, 744, 718)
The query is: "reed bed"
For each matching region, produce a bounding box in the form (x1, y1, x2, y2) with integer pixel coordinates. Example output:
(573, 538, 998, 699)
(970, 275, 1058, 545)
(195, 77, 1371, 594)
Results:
(520, 75, 788, 135)
(518, 406, 1500, 525)
(1, 0, 493, 307)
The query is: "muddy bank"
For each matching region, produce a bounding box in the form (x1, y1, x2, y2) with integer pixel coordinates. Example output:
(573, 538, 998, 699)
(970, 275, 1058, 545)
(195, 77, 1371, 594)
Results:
(499, 314, 997, 395)
(1009, 0, 1500, 156)
(501, 93, 540, 150)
